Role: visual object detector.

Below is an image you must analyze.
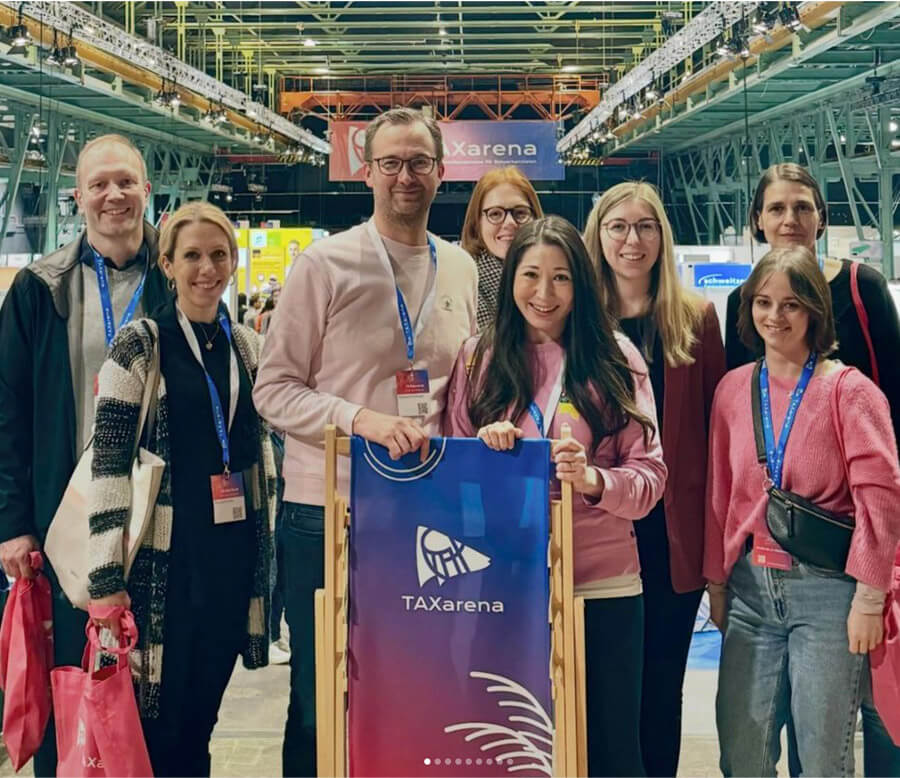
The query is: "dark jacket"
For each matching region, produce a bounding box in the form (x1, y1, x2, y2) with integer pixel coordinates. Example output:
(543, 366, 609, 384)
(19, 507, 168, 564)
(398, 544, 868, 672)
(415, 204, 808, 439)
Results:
(659, 301, 727, 592)
(0, 222, 169, 545)
(725, 259, 900, 439)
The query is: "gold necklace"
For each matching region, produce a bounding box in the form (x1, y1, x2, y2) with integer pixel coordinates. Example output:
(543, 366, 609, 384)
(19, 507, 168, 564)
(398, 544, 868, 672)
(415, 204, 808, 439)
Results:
(198, 320, 220, 350)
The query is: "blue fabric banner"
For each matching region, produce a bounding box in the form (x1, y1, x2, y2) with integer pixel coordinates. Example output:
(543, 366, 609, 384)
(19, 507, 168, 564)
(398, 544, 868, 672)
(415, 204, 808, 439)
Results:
(348, 437, 553, 777)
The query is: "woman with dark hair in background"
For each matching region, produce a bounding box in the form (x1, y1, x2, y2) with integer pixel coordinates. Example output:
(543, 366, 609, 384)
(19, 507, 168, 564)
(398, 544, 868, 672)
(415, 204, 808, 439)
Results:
(460, 166, 543, 332)
(584, 181, 726, 777)
(724, 163, 900, 776)
(446, 215, 666, 776)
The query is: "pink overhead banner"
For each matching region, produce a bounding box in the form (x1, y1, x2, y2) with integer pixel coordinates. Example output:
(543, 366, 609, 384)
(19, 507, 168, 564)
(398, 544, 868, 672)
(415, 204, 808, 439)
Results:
(329, 120, 564, 182)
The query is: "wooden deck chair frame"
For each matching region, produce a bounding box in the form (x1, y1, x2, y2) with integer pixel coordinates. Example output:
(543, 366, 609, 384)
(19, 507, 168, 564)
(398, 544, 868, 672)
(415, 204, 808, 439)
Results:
(314, 425, 587, 776)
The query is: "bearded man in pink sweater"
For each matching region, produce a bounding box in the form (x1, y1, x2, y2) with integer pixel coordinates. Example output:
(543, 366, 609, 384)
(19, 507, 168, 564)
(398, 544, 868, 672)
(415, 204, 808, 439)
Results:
(253, 108, 477, 777)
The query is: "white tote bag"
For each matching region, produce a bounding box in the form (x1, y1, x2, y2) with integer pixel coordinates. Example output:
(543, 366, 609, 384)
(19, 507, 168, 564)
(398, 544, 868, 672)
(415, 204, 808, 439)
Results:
(46, 321, 165, 611)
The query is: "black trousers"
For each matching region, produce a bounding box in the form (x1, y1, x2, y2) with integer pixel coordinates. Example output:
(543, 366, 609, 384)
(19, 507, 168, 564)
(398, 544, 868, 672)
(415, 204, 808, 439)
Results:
(141, 612, 243, 778)
(280, 502, 325, 778)
(584, 595, 646, 777)
(635, 504, 703, 777)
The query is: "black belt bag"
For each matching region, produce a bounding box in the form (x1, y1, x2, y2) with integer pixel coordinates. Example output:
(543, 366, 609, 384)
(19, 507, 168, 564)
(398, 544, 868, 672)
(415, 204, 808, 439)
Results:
(751, 361, 854, 572)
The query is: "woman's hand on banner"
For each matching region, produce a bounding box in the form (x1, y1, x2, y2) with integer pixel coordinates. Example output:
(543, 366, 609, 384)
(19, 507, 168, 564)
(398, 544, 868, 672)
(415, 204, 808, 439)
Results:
(353, 408, 430, 461)
(552, 433, 602, 497)
(477, 421, 523, 451)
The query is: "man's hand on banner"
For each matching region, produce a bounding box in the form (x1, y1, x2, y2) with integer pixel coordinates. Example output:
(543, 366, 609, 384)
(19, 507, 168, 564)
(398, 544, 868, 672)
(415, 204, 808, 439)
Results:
(477, 421, 524, 451)
(352, 408, 430, 461)
(552, 426, 604, 498)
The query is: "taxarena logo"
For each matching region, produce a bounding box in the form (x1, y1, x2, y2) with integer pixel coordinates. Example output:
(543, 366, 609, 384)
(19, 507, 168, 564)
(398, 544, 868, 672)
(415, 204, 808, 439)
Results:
(405, 526, 503, 614)
(416, 525, 490, 586)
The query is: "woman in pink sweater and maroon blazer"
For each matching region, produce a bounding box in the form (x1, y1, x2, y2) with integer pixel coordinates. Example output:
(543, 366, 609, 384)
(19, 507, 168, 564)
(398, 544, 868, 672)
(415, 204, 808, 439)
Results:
(584, 181, 726, 778)
(704, 246, 900, 777)
(445, 216, 667, 777)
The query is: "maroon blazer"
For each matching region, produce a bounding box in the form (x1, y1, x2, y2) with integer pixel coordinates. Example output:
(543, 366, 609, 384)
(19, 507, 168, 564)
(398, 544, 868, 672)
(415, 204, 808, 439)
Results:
(660, 301, 726, 592)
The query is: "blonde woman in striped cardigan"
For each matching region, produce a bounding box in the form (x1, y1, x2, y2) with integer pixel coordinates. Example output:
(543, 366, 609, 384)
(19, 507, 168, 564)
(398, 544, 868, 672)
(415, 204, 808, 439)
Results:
(88, 201, 276, 777)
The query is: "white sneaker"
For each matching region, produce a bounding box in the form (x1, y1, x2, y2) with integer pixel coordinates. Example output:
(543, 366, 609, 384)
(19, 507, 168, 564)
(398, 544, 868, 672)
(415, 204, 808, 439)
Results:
(269, 641, 291, 665)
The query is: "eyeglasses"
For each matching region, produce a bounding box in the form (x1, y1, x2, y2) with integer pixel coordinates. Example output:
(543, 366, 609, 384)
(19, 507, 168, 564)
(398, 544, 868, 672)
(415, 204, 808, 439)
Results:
(481, 205, 535, 225)
(371, 156, 437, 176)
(601, 218, 661, 241)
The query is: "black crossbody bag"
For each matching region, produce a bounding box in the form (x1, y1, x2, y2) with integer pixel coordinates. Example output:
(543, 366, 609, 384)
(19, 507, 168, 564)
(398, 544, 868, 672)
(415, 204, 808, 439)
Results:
(751, 360, 855, 572)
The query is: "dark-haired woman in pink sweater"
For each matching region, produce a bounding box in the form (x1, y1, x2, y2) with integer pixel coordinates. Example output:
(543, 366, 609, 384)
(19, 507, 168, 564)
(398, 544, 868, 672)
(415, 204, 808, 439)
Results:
(704, 246, 900, 777)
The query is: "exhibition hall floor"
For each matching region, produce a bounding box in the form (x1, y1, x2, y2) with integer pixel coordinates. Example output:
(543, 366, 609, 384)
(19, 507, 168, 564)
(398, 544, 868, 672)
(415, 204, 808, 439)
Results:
(0, 631, 864, 776)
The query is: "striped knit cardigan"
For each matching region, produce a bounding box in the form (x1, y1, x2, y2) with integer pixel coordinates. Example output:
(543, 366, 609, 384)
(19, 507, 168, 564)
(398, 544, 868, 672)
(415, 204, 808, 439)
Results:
(87, 316, 276, 719)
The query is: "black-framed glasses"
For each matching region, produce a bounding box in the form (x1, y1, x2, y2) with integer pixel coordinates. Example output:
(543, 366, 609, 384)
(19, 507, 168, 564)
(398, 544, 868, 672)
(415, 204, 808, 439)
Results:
(601, 218, 661, 241)
(482, 205, 535, 225)
(372, 156, 437, 176)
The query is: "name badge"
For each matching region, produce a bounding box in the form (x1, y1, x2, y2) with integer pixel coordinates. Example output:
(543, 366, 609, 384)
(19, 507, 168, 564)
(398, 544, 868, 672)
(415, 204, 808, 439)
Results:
(211, 471, 246, 524)
(395, 368, 431, 423)
(751, 533, 792, 571)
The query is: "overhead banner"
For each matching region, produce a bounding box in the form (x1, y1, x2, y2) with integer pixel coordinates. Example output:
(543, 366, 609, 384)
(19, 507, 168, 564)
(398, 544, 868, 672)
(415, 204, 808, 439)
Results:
(348, 437, 553, 777)
(329, 120, 564, 182)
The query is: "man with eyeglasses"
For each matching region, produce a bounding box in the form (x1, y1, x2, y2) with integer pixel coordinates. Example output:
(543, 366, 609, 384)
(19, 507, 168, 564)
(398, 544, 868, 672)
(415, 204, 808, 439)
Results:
(254, 107, 476, 777)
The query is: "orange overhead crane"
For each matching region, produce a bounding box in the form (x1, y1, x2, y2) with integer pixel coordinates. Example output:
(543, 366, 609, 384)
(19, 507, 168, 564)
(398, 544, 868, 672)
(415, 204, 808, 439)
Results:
(279, 73, 606, 122)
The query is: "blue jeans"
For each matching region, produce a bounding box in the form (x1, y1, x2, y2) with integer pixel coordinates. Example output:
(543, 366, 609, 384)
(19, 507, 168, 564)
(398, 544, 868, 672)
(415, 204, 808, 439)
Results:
(280, 502, 325, 777)
(717, 553, 865, 777)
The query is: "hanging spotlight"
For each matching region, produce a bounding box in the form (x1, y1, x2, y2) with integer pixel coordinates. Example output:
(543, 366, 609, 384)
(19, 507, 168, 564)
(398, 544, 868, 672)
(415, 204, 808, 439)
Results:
(303, 38, 317, 47)
(10, 24, 29, 47)
(779, 3, 803, 32)
(62, 45, 80, 67)
(889, 120, 898, 133)
(45, 29, 62, 65)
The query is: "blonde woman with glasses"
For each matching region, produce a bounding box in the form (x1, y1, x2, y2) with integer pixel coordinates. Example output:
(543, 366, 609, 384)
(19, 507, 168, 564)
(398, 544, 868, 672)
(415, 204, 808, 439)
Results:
(584, 181, 726, 777)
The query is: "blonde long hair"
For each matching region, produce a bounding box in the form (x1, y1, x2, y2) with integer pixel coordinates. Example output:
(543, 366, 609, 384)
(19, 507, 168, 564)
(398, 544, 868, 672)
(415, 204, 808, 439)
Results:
(584, 181, 703, 367)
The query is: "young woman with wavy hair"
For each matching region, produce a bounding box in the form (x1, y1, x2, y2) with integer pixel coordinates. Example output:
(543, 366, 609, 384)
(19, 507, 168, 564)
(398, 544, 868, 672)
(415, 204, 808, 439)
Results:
(725, 163, 900, 777)
(584, 181, 726, 778)
(445, 215, 667, 776)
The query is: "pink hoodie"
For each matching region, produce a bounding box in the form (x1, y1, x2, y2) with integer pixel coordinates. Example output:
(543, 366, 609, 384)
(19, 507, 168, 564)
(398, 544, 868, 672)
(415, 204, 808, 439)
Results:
(444, 333, 668, 588)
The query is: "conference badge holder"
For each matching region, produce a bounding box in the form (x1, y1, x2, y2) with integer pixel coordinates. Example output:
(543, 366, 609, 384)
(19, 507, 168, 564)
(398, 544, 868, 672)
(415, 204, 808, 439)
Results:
(396, 368, 431, 423)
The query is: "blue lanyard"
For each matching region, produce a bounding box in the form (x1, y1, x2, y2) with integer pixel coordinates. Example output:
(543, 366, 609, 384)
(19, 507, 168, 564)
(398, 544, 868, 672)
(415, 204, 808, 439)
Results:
(395, 238, 438, 363)
(526, 358, 566, 438)
(90, 246, 148, 348)
(759, 352, 817, 489)
(528, 403, 545, 438)
(204, 314, 234, 473)
(176, 306, 239, 475)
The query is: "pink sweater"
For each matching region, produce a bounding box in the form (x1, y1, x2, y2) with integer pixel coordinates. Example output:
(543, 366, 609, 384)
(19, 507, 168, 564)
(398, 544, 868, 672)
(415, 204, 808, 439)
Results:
(253, 223, 477, 505)
(704, 363, 900, 591)
(444, 334, 668, 587)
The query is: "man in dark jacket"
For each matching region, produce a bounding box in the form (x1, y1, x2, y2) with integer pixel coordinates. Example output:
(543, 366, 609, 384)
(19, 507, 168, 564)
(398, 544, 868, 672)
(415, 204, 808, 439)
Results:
(0, 133, 170, 775)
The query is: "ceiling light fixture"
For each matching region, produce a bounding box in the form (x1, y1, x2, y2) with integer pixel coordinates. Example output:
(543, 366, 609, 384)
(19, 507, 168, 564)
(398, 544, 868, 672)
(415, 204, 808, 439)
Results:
(304, 38, 317, 47)
(62, 44, 79, 67)
(890, 120, 898, 132)
(779, 3, 803, 32)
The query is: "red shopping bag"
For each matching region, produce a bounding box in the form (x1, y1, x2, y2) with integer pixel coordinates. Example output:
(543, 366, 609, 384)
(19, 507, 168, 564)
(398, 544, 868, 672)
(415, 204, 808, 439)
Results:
(0, 551, 54, 771)
(871, 546, 900, 745)
(51, 610, 153, 777)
